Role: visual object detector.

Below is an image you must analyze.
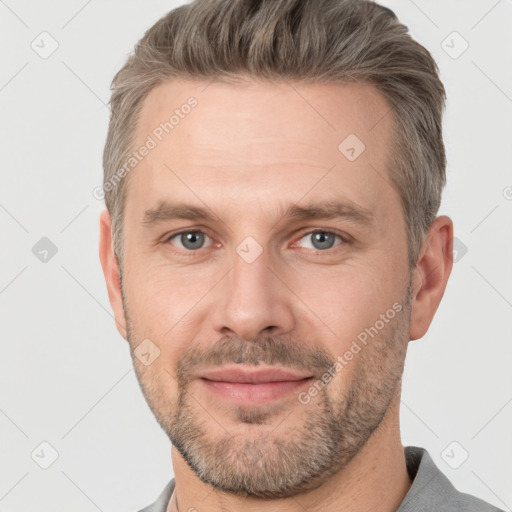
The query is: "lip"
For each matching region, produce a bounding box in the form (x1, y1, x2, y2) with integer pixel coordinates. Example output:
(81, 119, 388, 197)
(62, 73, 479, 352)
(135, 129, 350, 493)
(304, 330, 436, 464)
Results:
(197, 366, 314, 405)
(198, 366, 313, 384)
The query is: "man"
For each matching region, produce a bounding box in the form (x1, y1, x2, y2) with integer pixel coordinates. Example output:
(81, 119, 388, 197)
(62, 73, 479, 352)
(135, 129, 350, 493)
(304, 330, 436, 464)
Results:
(99, 1, 504, 511)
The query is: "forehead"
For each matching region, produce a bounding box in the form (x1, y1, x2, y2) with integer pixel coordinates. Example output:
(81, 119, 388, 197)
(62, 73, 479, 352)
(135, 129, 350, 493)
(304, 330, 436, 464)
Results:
(127, 77, 398, 224)
(136, 77, 392, 155)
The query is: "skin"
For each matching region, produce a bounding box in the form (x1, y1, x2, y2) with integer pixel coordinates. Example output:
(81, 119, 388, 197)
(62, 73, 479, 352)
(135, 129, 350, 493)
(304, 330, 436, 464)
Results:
(99, 77, 453, 512)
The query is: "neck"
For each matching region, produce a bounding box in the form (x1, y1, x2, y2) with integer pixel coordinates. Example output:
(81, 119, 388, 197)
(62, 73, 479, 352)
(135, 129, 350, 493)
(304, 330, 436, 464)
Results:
(168, 390, 412, 512)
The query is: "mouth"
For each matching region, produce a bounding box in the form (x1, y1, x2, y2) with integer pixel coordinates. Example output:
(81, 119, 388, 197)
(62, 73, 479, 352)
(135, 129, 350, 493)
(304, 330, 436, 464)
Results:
(197, 366, 314, 404)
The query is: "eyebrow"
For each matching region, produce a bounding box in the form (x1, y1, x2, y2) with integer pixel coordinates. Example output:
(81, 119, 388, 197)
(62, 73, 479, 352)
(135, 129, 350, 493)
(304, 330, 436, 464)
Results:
(143, 199, 374, 228)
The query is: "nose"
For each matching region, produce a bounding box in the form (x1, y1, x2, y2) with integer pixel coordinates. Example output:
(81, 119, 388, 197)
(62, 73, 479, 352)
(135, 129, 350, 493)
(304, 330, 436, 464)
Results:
(210, 247, 296, 342)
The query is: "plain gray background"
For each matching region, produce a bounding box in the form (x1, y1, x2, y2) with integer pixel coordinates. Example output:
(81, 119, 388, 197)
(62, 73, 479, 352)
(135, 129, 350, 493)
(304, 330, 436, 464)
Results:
(1, 0, 511, 511)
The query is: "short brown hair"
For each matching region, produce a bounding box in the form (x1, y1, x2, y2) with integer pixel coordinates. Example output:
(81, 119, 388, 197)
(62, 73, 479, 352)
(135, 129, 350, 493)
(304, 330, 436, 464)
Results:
(103, 0, 446, 268)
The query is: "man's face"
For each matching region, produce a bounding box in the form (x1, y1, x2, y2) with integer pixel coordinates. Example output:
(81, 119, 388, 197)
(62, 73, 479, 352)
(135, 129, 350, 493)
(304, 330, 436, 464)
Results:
(118, 78, 413, 497)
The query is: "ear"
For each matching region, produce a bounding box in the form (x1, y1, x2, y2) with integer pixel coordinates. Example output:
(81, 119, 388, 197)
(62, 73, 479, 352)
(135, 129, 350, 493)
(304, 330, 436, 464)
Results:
(409, 215, 454, 341)
(99, 209, 128, 340)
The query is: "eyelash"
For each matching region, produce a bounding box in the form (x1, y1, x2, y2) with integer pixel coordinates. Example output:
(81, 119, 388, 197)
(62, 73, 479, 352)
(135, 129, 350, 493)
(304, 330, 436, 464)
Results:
(163, 228, 350, 257)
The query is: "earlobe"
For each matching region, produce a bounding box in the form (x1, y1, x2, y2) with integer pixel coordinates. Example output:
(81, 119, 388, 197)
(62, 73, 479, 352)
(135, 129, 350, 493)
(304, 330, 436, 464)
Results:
(98, 209, 128, 340)
(409, 216, 454, 341)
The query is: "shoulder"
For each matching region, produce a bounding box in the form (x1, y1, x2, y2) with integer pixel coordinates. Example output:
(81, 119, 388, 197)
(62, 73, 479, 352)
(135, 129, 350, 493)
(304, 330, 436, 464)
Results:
(399, 446, 505, 512)
(135, 478, 175, 512)
(444, 491, 506, 512)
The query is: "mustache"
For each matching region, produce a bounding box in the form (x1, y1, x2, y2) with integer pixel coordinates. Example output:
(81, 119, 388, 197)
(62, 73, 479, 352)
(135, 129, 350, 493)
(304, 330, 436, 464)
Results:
(175, 335, 336, 385)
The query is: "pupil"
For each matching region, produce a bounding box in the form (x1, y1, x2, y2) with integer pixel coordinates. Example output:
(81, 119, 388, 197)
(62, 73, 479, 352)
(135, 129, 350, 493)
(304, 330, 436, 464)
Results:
(179, 232, 334, 250)
(182, 232, 203, 249)
(313, 232, 334, 250)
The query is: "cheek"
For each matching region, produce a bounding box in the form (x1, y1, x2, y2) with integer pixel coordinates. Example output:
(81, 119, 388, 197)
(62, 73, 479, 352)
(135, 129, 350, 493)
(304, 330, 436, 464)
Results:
(124, 258, 191, 317)
(122, 260, 216, 360)
(292, 261, 399, 340)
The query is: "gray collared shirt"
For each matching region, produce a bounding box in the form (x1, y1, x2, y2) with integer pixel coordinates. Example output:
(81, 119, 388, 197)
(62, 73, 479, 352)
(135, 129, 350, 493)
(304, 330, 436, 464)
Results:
(138, 446, 505, 512)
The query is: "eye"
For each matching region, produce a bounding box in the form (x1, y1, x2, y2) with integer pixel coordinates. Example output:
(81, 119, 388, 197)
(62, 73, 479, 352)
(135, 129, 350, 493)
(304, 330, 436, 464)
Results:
(164, 229, 347, 254)
(295, 230, 344, 251)
(167, 230, 213, 251)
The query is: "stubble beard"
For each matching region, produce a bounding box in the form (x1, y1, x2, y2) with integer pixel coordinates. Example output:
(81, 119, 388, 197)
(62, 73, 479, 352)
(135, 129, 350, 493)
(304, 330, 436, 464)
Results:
(123, 283, 412, 499)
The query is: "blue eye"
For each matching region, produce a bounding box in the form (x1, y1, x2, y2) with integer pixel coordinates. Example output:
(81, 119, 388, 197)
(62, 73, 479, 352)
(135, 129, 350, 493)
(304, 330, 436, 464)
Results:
(165, 229, 345, 254)
(297, 231, 343, 251)
(168, 231, 213, 251)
